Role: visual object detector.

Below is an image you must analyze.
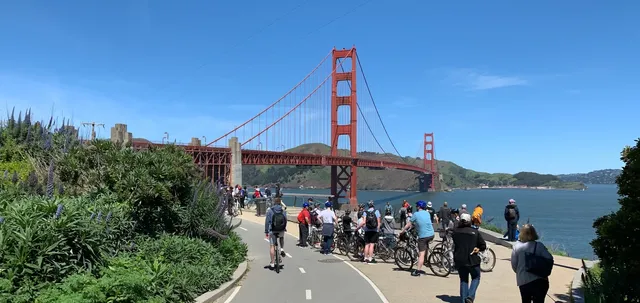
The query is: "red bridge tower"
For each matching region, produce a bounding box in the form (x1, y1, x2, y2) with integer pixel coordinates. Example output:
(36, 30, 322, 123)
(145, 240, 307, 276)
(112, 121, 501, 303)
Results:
(330, 47, 358, 209)
(424, 133, 438, 191)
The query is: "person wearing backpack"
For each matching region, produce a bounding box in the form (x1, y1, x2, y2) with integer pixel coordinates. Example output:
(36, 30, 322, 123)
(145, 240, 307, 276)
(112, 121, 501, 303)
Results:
(510, 224, 554, 303)
(453, 213, 487, 303)
(356, 200, 381, 264)
(265, 198, 287, 269)
(504, 199, 520, 241)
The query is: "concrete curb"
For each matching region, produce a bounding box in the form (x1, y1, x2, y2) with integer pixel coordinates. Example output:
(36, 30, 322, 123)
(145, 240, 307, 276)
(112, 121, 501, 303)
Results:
(194, 260, 248, 303)
(570, 260, 598, 303)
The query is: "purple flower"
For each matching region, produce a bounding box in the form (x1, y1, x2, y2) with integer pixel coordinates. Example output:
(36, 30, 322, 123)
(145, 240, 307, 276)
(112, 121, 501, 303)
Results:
(89, 212, 95, 221)
(55, 204, 64, 219)
(105, 211, 112, 222)
(97, 211, 102, 222)
(0, 217, 4, 224)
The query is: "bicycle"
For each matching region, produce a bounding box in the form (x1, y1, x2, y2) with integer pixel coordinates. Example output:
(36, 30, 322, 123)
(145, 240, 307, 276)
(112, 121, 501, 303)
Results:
(273, 232, 283, 273)
(478, 243, 496, 272)
(232, 197, 242, 216)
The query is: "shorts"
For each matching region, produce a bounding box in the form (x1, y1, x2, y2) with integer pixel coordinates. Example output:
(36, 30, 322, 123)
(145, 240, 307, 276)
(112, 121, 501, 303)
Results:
(417, 236, 434, 252)
(269, 232, 284, 246)
(364, 231, 379, 244)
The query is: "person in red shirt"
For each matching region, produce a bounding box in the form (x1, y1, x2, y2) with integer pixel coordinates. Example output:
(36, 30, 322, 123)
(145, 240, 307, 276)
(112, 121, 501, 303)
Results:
(297, 200, 312, 247)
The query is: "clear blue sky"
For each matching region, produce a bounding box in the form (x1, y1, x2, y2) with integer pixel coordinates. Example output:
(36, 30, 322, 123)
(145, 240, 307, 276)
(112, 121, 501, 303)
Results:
(0, 0, 638, 174)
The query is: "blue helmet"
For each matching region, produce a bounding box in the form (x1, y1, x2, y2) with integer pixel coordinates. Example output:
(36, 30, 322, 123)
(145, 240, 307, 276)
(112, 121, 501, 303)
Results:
(302, 202, 310, 208)
(325, 201, 332, 208)
(416, 200, 427, 210)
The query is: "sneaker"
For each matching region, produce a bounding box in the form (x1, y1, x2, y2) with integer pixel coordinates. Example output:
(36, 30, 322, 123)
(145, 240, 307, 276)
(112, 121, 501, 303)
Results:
(269, 263, 275, 269)
(280, 250, 286, 258)
(369, 259, 378, 264)
(465, 297, 474, 303)
(411, 270, 421, 277)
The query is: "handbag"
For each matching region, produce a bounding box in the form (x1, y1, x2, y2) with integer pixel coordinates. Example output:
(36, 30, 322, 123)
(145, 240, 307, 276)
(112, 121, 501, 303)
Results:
(524, 242, 554, 277)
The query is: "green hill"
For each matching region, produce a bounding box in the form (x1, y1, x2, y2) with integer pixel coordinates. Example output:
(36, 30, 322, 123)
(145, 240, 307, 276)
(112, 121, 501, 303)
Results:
(241, 143, 586, 191)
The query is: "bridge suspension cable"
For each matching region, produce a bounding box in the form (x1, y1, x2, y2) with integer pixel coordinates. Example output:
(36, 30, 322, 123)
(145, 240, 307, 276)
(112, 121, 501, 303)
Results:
(205, 50, 332, 147)
(241, 49, 354, 147)
(356, 55, 405, 161)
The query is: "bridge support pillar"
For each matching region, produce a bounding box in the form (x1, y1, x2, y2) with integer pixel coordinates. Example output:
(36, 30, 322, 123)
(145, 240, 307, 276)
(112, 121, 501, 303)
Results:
(229, 137, 242, 187)
(330, 47, 358, 209)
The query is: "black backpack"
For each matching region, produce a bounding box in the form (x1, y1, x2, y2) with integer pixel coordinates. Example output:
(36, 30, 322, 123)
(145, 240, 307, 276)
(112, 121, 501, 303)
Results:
(271, 208, 286, 232)
(507, 208, 517, 220)
(365, 209, 378, 229)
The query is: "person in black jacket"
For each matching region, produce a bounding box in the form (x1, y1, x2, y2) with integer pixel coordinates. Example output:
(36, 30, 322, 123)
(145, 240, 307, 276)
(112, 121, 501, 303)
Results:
(504, 198, 520, 241)
(452, 213, 487, 303)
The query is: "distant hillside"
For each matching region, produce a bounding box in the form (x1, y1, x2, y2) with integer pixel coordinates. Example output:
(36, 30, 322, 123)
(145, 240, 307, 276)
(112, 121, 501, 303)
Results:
(557, 169, 621, 184)
(241, 143, 586, 191)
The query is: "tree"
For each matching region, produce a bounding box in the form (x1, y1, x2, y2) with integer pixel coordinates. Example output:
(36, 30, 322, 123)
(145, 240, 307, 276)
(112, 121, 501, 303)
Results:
(590, 139, 640, 302)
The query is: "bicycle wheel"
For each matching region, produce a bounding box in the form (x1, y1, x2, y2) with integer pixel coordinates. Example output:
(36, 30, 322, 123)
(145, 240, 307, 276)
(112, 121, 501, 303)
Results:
(394, 246, 415, 270)
(275, 245, 281, 273)
(427, 251, 452, 277)
(479, 248, 496, 272)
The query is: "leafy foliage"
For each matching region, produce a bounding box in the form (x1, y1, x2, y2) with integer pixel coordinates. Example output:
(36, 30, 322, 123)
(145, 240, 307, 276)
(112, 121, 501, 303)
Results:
(34, 234, 247, 303)
(588, 139, 640, 302)
(0, 109, 247, 302)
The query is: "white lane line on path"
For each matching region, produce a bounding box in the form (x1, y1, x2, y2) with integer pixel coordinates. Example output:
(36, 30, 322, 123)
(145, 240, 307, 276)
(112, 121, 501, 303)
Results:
(223, 286, 242, 303)
(243, 220, 388, 303)
(305, 289, 312, 300)
(286, 252, 293, 258)
(332, 254, 390, 303)
(299, 267, 306, 274)
(239, 227, 247, 231)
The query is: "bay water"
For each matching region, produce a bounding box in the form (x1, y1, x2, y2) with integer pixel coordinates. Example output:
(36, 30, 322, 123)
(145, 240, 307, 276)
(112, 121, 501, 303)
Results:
(279, 184, 619, 259)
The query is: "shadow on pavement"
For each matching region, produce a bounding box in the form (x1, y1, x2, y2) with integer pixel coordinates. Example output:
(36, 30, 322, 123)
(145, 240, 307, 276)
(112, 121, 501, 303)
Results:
(435, 294, 461, 302)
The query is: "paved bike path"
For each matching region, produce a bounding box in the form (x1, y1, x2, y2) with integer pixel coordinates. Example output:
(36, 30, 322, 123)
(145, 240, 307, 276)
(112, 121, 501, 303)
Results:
(228, 218, 387, 303)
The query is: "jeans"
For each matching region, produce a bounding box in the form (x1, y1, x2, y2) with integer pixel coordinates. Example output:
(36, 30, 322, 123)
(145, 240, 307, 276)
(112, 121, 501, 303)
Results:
(507, 221, 518, 241)
(458, 265, 481, 302)
(322, 234, 334, 254)
(519, 278, 549, 303)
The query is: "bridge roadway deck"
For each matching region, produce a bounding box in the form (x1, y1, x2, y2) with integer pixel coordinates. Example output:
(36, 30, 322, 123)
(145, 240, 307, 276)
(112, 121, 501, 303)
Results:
(218, 208, 581, 303)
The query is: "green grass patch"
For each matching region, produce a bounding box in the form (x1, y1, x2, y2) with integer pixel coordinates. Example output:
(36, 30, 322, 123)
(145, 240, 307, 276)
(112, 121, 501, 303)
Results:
(480, 222, 505, 234)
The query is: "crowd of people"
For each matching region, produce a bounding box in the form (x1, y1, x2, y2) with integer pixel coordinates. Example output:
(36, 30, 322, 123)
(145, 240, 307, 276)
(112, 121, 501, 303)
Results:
(262, 196, 555, 303)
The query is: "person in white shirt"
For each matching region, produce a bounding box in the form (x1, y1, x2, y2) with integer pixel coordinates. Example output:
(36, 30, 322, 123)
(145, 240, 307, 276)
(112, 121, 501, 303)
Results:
(319, 201, 338, 255)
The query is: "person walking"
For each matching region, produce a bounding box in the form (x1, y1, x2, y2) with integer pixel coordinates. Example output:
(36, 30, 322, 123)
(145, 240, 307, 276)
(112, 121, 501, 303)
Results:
(504, 199, 520, 241)
(399, 200, 435, 277)
(297, 202, 311, 247)
(511, 224, 554, 303)
(399, 200, 409, 227)
(452, 213, 487, 303)
(319, 201, 338, 255)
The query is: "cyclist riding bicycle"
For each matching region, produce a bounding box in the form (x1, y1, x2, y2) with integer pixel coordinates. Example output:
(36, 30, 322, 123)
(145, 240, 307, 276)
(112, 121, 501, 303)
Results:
(399, 200, 435, 277)
(265, 198, 287, 269)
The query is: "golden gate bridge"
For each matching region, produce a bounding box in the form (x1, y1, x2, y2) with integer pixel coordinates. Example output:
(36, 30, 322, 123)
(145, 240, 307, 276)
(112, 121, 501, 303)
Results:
(131, 47, 438, 208)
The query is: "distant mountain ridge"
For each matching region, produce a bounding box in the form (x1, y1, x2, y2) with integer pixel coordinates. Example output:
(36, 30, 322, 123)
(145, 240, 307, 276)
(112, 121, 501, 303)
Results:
(241, 143, 586, 190)
(557, 169, 621, 184)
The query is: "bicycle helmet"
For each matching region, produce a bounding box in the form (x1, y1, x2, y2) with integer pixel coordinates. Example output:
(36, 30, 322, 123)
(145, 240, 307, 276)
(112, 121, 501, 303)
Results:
(302, 202, 310, 208)
(367, 200, 375, 207)
(345, 209, 351, 215)
(451, 208, 459, 214)
(325, 201, 332, 208)
(416, 200, 427, 209)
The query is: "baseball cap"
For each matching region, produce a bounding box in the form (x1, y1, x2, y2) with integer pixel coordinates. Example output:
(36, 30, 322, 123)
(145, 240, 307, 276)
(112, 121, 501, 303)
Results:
(427, 201, 432, 207)
(461, 204, 467, 209)
(460, 213, 471, 222)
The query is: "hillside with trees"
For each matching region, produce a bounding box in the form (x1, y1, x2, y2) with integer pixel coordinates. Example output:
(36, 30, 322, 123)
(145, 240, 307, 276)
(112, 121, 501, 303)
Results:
(557, 169, 621, 184)
(242, 143, 586, 190)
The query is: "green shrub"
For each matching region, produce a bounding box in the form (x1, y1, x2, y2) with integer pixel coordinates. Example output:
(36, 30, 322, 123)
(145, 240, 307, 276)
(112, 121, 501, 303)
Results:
(35, 234, 247, 303)
(0, 196, 134, 300)
(589, 139, 640, 302)
(480, 222, 505, 234)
